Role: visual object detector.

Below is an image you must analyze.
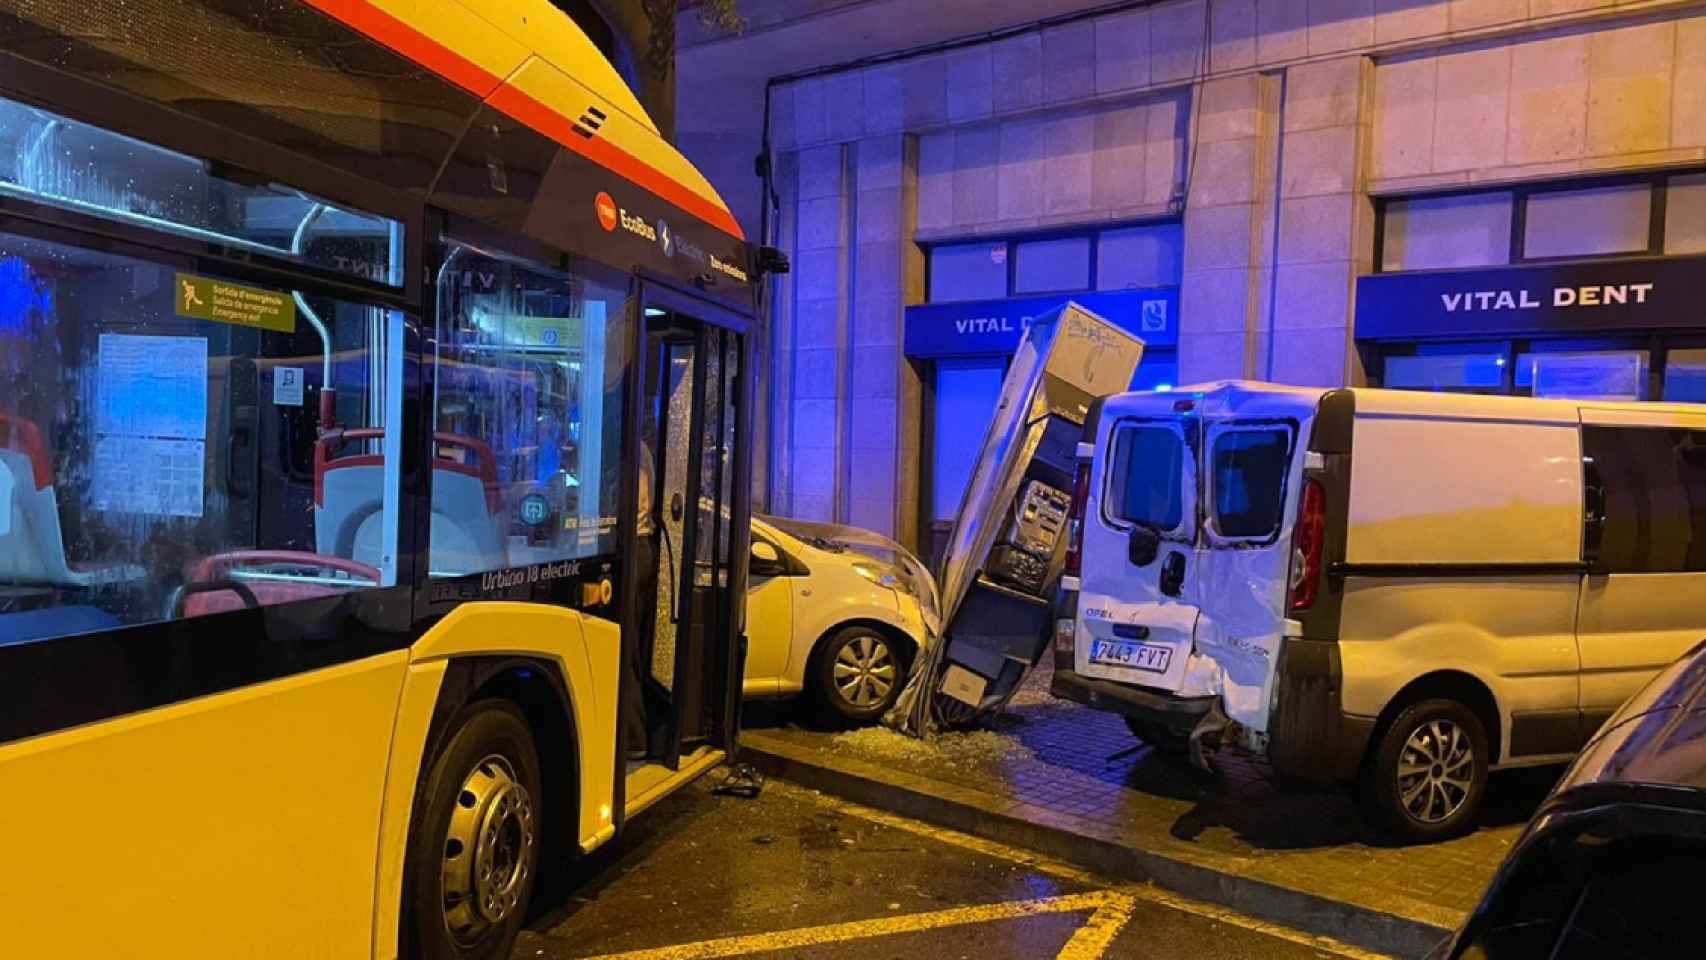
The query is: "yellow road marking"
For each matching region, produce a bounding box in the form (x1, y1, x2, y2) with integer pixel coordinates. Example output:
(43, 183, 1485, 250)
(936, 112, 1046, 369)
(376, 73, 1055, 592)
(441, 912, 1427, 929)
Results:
(1056, 894, 1137, 960)
(830, 791, 1390, 959)
(574, 891, 1116, 960)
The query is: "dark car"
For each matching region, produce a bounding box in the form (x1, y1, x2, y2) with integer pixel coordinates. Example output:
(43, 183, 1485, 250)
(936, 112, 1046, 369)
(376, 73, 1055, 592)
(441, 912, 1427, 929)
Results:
(1437, 638, 1706, 959)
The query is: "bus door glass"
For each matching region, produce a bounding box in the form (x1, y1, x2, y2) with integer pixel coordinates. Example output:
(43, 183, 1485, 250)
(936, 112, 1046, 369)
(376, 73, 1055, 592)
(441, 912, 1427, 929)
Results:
(635, 299, 745, 769)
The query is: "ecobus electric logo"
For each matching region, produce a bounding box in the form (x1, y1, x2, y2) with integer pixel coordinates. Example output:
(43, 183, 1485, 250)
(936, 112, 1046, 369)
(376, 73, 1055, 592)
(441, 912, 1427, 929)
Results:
(656, 219, 673, 257)
(595, 192, 618, 232)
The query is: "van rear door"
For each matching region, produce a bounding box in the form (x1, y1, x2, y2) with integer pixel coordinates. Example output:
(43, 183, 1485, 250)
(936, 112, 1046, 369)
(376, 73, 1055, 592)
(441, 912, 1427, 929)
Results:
(1076, 411, 1201, 692)
(1196, 418, 1303, 729)
(1076, 385, 1316, 739)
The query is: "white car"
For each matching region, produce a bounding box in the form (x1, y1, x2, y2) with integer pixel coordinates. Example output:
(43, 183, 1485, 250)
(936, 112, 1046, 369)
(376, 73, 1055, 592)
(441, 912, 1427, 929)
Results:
(744, 515, 937, 723)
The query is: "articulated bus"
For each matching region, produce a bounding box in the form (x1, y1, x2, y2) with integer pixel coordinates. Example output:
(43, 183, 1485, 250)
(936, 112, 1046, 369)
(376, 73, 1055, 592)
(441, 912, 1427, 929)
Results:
(0, 2, 758, 956)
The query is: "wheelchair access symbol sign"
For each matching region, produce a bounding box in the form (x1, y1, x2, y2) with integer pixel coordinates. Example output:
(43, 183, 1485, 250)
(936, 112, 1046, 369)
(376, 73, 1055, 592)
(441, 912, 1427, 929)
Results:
(519, 494, 550, 527)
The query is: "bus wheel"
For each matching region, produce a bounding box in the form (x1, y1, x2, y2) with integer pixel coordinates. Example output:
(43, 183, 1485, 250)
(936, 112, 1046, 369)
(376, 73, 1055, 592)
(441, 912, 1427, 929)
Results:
(406, 700, 543, 960)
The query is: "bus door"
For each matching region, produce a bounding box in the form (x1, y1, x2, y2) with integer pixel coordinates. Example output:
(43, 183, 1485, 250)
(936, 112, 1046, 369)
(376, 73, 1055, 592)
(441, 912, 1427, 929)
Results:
(636, 288, 749, 770)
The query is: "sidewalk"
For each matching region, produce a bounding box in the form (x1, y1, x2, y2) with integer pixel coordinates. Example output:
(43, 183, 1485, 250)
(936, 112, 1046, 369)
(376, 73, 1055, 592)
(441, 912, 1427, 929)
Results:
(741, 659, 1557, 959)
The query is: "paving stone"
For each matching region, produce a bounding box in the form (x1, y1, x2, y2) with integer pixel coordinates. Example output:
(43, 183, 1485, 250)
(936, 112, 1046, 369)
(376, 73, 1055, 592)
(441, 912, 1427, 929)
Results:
(751, 657, 1548, 935)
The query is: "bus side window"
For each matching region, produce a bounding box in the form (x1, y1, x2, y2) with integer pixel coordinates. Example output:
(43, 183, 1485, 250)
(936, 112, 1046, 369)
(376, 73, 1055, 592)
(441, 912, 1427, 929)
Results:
(430, 241, 630, 579)
(0, 233, 404, 646)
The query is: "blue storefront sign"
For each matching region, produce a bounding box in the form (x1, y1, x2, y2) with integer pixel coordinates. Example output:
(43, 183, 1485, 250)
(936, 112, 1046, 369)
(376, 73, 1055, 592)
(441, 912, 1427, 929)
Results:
(1356, 255, 1706, 340)
(903, 288, 1179, 359)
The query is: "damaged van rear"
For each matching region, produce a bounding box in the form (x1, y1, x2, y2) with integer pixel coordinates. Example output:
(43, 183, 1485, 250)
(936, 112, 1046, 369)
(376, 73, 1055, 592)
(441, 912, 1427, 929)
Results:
(1053, 381, 1706, 841)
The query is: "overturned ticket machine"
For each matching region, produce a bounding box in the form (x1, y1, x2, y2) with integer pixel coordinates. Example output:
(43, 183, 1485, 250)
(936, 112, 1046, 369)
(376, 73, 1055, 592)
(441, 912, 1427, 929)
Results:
(887, 301, 1144, 736)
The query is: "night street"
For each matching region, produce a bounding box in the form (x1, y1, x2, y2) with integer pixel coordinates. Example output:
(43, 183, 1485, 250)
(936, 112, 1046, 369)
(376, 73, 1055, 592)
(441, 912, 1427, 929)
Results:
(513, 776, 1380, 960)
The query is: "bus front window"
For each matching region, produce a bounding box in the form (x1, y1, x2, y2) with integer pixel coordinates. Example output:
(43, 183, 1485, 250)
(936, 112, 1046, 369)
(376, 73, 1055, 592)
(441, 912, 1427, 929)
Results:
(430, 242, 630, 578)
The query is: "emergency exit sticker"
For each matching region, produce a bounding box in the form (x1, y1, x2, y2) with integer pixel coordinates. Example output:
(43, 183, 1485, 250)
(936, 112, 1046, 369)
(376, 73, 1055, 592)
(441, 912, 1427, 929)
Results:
(273, 367, 305, 406)
(175, 273, 296, 333)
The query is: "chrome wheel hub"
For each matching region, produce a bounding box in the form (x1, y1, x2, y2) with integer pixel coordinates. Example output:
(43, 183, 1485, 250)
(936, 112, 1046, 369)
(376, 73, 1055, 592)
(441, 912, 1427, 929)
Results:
(442, 754, 535, 944)
(1398, 720, 1474, 824)
(833, 635, 896, 708)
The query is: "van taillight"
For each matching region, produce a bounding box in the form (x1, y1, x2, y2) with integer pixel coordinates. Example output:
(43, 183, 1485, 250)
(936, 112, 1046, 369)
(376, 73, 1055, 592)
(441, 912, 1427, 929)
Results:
(1064, 461, 1092, 577)
(1289, 478, 1326, 612)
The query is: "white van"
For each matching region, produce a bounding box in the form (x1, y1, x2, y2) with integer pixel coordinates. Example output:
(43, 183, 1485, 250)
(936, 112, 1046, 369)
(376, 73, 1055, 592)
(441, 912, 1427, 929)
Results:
(1052, 381, 1706, 840)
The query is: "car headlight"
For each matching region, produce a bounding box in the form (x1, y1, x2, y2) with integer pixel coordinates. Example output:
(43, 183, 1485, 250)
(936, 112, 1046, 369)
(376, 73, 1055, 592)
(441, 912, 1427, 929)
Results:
(851, 561, 900, 589)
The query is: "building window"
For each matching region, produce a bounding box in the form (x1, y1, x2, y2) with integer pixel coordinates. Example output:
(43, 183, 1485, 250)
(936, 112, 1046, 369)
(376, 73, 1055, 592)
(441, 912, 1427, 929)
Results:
(1516, 350, 1649, 401)
(1666, 173, 1706, 255)
(1099, 223, 1183, 291)
(925, 221, 1181, 302)
(1384, 350, 1507, 393)
(1013, 236, 1091, 294)
(1380, 192, 1513, 271)
(1378, 170, 1706, 273)
(927, 242, 1007, 302)
(1524, 183, 1652, 260)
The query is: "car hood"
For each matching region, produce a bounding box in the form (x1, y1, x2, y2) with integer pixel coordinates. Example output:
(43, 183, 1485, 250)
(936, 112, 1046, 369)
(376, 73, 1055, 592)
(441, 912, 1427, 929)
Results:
(756, 514, 942, 635)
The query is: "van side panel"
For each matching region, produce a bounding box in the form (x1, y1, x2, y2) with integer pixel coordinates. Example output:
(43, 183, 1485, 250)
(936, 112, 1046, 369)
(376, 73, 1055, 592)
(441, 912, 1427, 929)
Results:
(1338, 577, 1582, 761)
(1346, 416, 1582, 566)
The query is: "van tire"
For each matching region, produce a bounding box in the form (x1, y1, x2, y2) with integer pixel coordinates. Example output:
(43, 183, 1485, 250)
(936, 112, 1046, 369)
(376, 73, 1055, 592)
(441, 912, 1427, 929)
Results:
(1360, 698, 1488, 843)
(403, 700, 543, 960)
(1123, 716, 1188, 756)
(812, 626, 909, 725)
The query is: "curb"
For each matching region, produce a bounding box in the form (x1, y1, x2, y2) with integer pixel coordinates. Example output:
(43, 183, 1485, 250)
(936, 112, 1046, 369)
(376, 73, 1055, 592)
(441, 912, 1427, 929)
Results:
(741, 732, 1453, 959)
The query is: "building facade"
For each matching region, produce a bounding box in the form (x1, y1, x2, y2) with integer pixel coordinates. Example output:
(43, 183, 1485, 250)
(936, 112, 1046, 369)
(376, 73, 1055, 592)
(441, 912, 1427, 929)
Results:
(680, 0, 1706, 557)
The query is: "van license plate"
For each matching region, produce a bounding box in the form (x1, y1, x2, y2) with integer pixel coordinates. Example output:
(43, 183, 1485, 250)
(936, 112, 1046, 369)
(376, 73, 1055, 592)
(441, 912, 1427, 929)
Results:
(1089, 639, 1172, 673)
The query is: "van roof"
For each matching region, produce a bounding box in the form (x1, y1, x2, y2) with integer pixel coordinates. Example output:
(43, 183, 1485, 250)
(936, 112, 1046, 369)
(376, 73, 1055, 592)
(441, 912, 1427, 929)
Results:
(1102, 380, 1706, 425)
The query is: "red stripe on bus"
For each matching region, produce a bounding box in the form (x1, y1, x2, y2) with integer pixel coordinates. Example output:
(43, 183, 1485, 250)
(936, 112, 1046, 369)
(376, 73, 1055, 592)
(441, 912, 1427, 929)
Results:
(299, 0, 746, 242)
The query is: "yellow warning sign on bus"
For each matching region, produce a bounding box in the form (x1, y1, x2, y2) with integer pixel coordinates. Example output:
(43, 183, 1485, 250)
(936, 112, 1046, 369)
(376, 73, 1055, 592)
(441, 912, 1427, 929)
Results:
(175, 273, 296, 333)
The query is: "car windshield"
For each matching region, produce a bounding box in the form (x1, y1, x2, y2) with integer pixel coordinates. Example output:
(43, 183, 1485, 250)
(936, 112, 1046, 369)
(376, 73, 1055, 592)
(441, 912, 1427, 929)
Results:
(757, 514, 941, 634)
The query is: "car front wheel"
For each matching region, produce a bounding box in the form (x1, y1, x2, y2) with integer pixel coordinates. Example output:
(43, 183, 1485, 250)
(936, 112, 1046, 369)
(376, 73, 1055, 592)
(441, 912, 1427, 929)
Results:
(1361, 698, 1489, 843)
(814, 626, 908, 724)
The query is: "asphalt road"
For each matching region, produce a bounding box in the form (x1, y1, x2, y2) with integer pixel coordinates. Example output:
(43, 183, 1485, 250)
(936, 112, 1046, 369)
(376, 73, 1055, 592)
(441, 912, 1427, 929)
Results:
(513, 772, 1382, 960)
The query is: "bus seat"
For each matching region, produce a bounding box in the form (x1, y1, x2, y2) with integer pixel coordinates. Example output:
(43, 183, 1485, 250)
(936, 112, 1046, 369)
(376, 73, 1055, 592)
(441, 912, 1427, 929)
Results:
(314, 430, 506, 576)
(0, 415, 145, 588)
(426, 434, 507, 577)
(177, 550, 381, 618)
(313, 430, 386, 566)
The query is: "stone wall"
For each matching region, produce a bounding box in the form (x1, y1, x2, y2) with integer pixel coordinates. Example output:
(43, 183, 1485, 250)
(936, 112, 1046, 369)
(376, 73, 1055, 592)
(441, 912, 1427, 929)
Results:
(747, 0, 1706, 536)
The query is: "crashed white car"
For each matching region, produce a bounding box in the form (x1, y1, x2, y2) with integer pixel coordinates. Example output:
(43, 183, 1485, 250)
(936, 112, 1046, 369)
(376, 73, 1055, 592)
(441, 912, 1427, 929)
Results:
(744, 515, 939, 723)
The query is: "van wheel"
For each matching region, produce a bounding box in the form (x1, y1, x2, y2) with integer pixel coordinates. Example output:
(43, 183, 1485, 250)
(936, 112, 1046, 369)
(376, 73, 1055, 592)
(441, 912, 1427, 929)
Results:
(1123, 716, 1188, 756)
(1360, 699, 1488, 843)
(813, 627, 908, 725)
(404, 700, 543, 960)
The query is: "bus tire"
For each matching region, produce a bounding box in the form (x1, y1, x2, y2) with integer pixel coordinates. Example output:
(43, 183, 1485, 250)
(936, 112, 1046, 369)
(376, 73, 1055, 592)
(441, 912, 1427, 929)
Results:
(404, 699, 543, 960)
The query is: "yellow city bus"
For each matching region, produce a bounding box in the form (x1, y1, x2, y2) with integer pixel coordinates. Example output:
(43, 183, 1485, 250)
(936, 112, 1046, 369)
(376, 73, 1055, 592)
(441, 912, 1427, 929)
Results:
(0, 2, 758, 957)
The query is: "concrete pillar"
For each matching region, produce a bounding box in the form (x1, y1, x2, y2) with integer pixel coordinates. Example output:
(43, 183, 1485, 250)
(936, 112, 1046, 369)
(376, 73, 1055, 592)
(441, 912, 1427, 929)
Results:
(786, 143, 851, 522)
(1270, 56, 1375, 387)
(1178, 73, 1276, 384)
